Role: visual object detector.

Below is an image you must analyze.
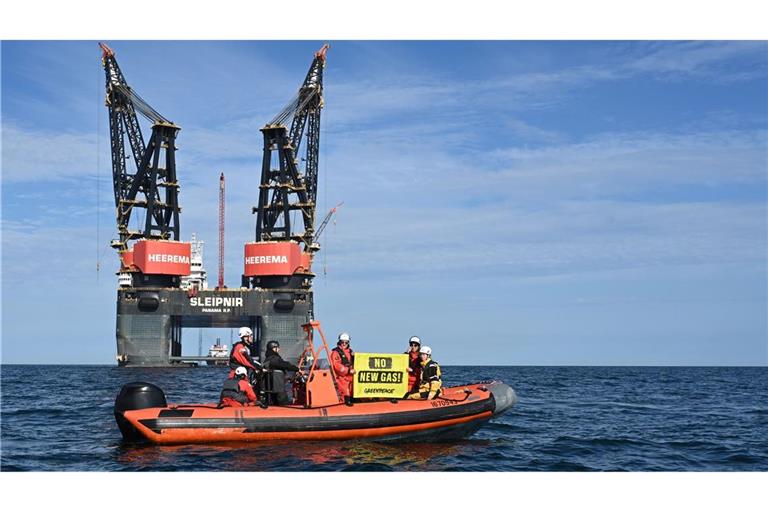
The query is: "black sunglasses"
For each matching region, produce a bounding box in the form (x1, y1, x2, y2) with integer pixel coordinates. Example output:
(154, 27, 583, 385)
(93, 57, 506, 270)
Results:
(409, 342, 420, 346)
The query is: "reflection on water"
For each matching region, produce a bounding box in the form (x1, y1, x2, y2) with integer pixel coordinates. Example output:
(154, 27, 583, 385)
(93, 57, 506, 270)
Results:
(115, 439, 489, 471)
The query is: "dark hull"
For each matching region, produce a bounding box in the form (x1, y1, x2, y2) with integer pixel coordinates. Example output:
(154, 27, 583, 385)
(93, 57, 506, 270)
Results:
(115, 288, 312, 367)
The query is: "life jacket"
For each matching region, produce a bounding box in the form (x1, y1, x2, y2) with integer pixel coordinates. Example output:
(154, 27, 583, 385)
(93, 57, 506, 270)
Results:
(405, 350, 421, 371)
(332, 346, 354, 368)
(219, 377, 248, 405)
(420, 359, 441, 384)
(229, 341, 256, 370)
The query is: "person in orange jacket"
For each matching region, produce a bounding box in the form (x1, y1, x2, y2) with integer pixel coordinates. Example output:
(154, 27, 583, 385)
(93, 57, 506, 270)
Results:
(330, 332, 355, 406)
(219, 366, 260, 407)
(227, 326, 262, 379)
(404, 335, 422, 396)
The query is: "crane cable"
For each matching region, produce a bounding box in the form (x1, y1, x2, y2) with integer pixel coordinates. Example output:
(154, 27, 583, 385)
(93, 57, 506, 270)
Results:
(96, 57, 101, 279)
(96, 61, 116, 279)
(269, 87, 318, 127)
(113, 84, 171, 125)
(269, 92, 300, 126)
(322, 82, 329, 278)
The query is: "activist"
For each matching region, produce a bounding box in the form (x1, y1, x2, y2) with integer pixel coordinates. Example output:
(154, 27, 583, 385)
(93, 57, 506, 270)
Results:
(407, 345, 442, 400)
(219, 366, 260, 407)
(330, 332, 355, 406)
(404, 335, 422, 396)
(228, 326, 262, 379)
(263, 340, 304, 405)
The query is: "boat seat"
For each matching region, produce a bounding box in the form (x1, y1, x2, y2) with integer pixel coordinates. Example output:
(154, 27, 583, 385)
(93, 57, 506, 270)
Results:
(261, 369, 290, 405)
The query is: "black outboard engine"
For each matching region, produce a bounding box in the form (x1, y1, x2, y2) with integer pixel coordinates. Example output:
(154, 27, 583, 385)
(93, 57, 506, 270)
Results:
(114, 382, 167, 441)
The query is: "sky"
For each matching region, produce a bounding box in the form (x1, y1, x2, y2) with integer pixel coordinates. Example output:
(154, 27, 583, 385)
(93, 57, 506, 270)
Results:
(1, 40, 767, 365)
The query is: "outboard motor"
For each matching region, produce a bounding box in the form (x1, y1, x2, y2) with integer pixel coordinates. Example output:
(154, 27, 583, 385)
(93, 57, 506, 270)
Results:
(114, 382, 167, 441)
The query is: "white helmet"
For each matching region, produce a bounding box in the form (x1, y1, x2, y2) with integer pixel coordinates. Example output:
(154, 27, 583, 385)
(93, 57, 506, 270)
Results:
(338, 332, 351, 343)
(409, 336, 421, 345)
(420, 345, 432, 356)
(234, 366, 248, 378)
(238, 327, 253, 339)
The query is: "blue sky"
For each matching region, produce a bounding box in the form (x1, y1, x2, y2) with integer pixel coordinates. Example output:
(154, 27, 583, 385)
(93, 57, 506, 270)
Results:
(1, 40, 766, 365)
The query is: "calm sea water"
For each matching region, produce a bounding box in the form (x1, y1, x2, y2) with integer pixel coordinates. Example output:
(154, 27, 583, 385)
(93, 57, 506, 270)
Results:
(1, 365, 766, 471)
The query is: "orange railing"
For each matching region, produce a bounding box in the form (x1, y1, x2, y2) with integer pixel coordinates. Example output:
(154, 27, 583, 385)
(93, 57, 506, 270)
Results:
(297, 321, 343, 407)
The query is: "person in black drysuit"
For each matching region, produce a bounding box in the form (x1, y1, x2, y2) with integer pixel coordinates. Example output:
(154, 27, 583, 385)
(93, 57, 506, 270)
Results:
(263, 340, 304, 405)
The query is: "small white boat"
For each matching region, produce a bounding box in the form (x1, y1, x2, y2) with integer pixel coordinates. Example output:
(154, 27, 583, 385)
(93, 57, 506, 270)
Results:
(205, 342, 228, 366)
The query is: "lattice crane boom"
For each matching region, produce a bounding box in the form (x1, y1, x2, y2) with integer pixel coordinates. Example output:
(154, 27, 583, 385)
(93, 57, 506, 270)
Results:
(314, 202, 343, 242)
(100, 42, 182, 255)
(289, 43, 328, 207)
(254, 44, 329, 250)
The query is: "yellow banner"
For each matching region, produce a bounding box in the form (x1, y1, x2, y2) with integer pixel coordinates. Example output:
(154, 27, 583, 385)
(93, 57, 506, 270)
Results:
(353, 353, 409, 398)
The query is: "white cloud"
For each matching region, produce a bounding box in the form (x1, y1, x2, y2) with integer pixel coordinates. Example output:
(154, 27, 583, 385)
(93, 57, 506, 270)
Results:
(624, 41, 768, 81)
(320, 42, 768, 132)
(4, 109, 765, 288)
(1, 122, 102, 182)
(1, 220, 103, 284)
(323, 65, 618, 130)
(476, 129, 768, 200)
(310, 124, 767, 282)
(316, 198, 766, 281)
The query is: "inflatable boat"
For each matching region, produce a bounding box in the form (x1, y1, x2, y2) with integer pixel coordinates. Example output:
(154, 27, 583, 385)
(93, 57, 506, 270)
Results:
(114, 322, 517, 445)
(115, 379, 516, 444)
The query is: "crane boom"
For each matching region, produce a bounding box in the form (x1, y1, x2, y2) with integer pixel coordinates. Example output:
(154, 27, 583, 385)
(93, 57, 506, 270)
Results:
(289, 43, 328, 207)
(100, 42, 182, 255)
(100, 42, 146, 173)
(253, 44, 328, 250)
(314, 202, 343, 241)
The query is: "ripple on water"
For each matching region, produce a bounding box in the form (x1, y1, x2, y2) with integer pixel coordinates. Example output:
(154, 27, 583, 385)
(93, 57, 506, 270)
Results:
(2, 365, 767, 471)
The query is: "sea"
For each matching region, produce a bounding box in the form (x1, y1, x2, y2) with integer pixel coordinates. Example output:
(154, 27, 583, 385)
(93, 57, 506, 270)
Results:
(1, 365, 766, 471)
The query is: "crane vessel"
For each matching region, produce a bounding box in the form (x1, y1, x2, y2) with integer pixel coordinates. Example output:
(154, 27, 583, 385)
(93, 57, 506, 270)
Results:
(102, 43, 328, 367)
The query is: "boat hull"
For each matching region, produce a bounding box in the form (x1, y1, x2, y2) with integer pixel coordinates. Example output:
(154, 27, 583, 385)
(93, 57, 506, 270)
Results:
(116, 381, 516, 445)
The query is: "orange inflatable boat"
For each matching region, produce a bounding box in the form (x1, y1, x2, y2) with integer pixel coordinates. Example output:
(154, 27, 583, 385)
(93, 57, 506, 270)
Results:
(114, 322, 517, 444)
(115, 380, 516, 444)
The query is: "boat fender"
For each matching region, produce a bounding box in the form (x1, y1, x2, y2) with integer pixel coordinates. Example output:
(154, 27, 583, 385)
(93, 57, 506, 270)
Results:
(487, 382, 517, 416)
(114, 382, 167, 441)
